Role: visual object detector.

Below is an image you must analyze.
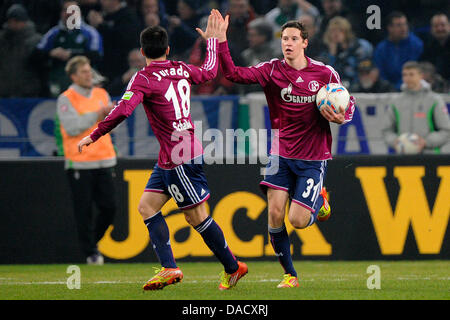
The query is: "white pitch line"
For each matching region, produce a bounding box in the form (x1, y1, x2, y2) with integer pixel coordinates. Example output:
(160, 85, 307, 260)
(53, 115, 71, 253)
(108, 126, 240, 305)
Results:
(1, 277, 448, 286)
(0, 279, 309, 285)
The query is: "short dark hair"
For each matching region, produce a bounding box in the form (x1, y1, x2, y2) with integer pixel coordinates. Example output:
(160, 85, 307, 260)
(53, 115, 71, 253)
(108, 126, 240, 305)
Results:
(386, 11, 407, 26)
(280, 20, 308, 40)
(140, 26, 169, 59)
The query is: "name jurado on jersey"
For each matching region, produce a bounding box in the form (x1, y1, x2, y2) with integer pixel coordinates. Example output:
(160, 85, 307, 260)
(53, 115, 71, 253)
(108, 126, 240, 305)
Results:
(153, 65, 190, 81)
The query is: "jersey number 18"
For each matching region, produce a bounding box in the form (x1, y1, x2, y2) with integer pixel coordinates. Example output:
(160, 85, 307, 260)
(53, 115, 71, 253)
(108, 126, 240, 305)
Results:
(165, 79, 191, 120)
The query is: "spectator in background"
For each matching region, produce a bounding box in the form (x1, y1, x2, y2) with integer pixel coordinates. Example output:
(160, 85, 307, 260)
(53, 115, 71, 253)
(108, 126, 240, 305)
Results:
(240, 18, 281, 94)
(317, 16, 373, 88)
(265, 0, 319, 40)
(420, 62, 448, 94)
(138, 0, 168, 29)
(350, 59, 396, 93)
(298, 13, 323, 59)
(0, 4, 43, 97)
(106, 48, 146, 96)
(241, 18, 280, 67)
(78, 0, 102, 20)
(339, 0, 389, 46)
(225, 0, 256, 66)
(374, 11, 423, 90)
(167, 0, 203, 61)
(0, 0, 60, 35)
(57, 56, 116, 264)
(143, 11, 161, 28)
(87, 0, 140, 85)
(389, 0, 450, 33)
(35, 0, 103, 97)
(420, 13, 449, 81)
(382, 61, 450, 154)
(317, 0, 350, 38)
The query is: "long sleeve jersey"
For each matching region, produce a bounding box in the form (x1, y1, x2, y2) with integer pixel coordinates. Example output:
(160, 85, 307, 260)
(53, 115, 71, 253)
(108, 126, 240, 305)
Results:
(218, 41, 355, 160)
(90, 38, 219, 169)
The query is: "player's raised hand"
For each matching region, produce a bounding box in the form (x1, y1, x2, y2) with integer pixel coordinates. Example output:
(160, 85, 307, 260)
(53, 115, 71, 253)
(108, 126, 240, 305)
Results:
(78, 135, 94, 153)
(211, 9, 229, 42)
(196, 11, 218, 40)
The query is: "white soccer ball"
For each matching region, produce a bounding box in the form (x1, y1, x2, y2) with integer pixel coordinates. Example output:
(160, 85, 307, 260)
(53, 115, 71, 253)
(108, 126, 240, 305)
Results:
(316, 83, 350, 113)
(395, 133, 421, 154)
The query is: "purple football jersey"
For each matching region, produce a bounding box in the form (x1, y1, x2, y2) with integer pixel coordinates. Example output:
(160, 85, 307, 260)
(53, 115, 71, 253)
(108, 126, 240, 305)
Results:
(91, 38, 219, 169)
(219, 41, 355, 161)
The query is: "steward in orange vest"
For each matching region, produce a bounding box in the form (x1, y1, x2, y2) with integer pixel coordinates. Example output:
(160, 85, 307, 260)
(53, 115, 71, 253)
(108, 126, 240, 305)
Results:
(57, 56, 116, 265)
(57, 62, 116, 169)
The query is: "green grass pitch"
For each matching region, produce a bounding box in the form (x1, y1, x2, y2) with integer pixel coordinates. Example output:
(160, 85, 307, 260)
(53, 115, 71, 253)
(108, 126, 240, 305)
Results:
(0, 261, 448, 300)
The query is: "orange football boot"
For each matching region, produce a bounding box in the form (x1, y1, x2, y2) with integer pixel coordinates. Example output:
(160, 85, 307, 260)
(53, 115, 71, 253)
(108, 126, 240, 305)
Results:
(317, 187, 331, 222)
(218, 261, 248, 290)
(143, 267, 183, 290)
(277, 274, 299, 288)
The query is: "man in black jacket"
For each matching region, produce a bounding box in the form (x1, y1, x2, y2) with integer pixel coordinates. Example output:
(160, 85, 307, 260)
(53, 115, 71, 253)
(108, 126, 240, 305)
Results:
(350, 59, 396, 93)
(0, 4, 43, 97)
(88, 0, 140, 84)
(420, 13, 449, 81)
(34, 0, 104, 97)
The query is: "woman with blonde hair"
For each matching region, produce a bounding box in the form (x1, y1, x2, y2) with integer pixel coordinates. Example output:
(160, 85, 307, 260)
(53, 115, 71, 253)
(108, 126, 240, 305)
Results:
(318, 16, 373, 87)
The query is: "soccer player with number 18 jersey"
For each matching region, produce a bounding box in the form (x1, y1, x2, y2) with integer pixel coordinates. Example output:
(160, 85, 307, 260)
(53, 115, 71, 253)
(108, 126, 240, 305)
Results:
(78, 13, 247, 291)
(208, 10, 355, 288)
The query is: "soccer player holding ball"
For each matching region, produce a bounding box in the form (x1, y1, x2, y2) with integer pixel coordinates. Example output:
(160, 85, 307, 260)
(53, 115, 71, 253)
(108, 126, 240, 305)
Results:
(207, 10, 355, 288)
(78, 12, 248, 291)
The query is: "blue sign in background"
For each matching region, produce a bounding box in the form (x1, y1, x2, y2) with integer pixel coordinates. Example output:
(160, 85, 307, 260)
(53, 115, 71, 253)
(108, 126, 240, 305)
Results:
(0, 95, 449, 157)
(0, 96, 240, 157)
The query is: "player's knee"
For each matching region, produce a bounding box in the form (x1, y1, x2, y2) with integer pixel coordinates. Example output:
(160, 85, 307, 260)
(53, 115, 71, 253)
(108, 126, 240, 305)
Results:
(137, 201, 156, 219)
(268, 207, 285, 226)
(185, 215, 203, 228)
(184, 203, 208, 227)
(137, 203, 147, 217)
(288, 213, 309, 229)
(289, 218, 308, 229)
(184, 211, 207, 227)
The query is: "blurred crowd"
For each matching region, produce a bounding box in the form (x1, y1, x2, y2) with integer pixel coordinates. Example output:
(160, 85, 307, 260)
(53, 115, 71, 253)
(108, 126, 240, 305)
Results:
(0, 0, 449, 98)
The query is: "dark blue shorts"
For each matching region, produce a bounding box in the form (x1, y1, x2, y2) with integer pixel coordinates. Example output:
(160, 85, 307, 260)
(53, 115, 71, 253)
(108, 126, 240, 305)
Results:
(145, 161, 210, 210)
(260, 155, 327, 213)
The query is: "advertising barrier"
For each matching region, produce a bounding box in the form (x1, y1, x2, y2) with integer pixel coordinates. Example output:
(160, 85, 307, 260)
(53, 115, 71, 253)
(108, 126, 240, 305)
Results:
(1, 93, 449, 158)
(243, 92, 450, 155)
(0, 96, 240, 157)
(0, 156, 448, 264)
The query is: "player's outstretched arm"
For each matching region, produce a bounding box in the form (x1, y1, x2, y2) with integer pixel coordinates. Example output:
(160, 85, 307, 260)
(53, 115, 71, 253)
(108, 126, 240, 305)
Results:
(188, 11, 222, 84)
(209, 9, 266, 85)
(79, 74, 147, 153)
(78, 135, 93, 153)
